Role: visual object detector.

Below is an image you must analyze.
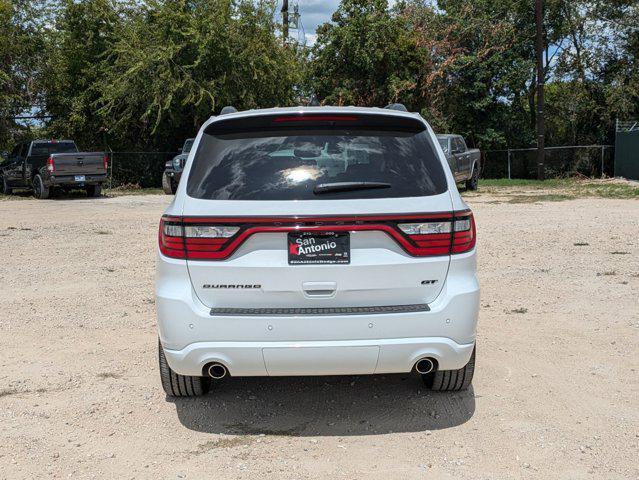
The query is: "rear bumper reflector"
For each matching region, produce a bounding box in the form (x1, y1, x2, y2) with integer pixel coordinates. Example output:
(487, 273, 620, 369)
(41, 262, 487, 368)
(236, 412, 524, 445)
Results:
(209, 304, 431, 316)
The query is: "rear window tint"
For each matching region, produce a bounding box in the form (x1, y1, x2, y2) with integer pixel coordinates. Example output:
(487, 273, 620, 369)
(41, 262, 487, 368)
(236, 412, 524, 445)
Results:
(187, 115, 447, 201)
(30, 142, 77, 156)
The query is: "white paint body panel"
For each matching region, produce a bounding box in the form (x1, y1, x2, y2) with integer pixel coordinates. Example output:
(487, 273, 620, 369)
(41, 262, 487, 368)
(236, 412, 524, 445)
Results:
(156, 106, 479, 377)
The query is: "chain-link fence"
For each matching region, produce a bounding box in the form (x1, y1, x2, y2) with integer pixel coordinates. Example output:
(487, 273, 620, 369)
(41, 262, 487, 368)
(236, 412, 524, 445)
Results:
(106, 151, 176, 188)
(482, 145, 614, 179)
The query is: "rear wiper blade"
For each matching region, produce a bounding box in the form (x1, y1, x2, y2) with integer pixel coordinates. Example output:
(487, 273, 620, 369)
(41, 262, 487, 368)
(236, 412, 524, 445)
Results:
(313, 182, 392, 194)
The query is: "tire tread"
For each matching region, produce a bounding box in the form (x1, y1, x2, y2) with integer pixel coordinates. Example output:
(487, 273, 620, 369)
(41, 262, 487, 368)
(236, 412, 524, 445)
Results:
(424, 347, 476, 392)
(158, 340, 209, 397)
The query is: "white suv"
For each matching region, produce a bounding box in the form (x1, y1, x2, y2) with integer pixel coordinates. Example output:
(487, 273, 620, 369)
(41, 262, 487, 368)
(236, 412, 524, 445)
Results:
(156, 105, 479, 396)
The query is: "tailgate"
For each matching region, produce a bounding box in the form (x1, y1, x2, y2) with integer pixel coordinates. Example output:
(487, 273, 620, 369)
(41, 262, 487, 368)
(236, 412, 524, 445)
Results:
(52, 153, 105, 175)
(171, 111, 464, 311)
(180, 195, 455, 310)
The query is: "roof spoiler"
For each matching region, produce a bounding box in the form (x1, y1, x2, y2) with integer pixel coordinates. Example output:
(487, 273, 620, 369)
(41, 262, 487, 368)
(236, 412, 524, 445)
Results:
(383, 103, 408, 112)
(220, 106, 238, 115)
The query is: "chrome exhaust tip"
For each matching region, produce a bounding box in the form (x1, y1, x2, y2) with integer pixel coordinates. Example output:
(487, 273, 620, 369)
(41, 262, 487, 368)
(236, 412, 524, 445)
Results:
(207, 363, 228, 379)
(415, 358, 435, 375)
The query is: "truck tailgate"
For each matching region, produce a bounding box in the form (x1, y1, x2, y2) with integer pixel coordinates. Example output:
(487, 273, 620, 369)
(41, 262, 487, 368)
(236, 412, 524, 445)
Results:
(52, 153, 106, 175)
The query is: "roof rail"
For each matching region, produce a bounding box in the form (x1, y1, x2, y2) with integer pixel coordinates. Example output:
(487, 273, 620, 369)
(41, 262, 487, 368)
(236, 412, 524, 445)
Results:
(384, 103, 408, 112)
(220, 106, 238, 115)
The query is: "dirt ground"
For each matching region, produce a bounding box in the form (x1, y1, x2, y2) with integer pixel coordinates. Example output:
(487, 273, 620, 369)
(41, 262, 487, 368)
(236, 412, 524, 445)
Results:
(0, 188, 637, 479)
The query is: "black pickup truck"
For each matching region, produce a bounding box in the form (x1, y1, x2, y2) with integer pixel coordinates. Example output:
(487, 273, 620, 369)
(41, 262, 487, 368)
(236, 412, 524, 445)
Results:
(0, 140, 107, 199)
(162, 138, 194, 194)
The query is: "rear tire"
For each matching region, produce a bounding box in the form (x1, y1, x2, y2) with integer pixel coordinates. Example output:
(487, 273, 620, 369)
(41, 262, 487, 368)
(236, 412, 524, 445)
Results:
(465, 163, 480, 191)
(423, 347, 475, 391)
(162, 173, 176, 195)
(158, 340, 210, 397)
(1, 173, 12, 195)
(33, 174, 50, 199)
(86, 184, 102, 197)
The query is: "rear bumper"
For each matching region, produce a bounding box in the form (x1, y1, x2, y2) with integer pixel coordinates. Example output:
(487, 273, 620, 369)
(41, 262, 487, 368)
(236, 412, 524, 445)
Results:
(156, 250, 479, 377)
(163, 337, 475, 376)
(47, 174, 107, 186)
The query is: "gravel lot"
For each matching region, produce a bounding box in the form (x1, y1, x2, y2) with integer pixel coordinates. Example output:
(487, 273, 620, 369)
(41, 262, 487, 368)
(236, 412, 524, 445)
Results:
(0, 189, 637, 479)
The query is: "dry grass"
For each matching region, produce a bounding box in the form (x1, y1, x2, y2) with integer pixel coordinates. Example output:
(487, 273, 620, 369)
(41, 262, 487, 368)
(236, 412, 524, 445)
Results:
(471, 178, 639, 201)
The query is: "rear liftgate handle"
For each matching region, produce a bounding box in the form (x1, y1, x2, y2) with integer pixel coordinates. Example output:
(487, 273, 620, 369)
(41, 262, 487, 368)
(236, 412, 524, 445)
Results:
(302, 281, 337, 298)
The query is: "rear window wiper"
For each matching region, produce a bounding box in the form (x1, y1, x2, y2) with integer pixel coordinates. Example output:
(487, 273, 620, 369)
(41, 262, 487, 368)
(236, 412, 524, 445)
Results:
(313, 182, 392, 194)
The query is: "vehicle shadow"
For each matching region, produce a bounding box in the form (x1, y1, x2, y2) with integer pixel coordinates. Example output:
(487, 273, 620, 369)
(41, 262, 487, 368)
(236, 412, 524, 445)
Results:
(2, 189, 106, 200)
(170, 374, 475, 436)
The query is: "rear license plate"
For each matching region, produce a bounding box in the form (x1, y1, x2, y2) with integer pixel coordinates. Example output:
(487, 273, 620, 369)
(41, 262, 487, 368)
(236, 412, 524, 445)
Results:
(74, 175, 86, 182)
(288, 231, 350, 265)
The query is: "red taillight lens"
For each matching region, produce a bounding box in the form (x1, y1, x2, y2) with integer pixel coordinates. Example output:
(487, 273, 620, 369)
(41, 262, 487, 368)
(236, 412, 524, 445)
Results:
(159, 217, 186, 259)
(451, 213, 476, 253)
(397, 212, 475, 255)
(103, 153, 109, 170)
(159, 217, 240, 259)
(158, 212, 476, 261)
(46, 156, 55, 173)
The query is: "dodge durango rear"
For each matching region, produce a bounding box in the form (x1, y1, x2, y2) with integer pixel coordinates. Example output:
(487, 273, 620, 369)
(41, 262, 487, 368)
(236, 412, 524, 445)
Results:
(156, 105, 479, 397)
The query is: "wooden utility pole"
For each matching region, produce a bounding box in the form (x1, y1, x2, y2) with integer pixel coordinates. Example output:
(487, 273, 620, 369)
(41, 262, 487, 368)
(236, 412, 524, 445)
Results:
(282, 0, 289, 47)
(535, 0, 545, 180)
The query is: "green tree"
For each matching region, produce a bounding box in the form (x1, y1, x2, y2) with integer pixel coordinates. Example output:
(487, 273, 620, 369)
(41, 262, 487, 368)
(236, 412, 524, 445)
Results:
(401, 0, 537, 148)
(42, 0, 122, 149)
(308, 0, 420, 106)
(309, 0, 637, 154)
(545, 0, 639, 145)
(95, 0, 302, 150)
(39, 0, 303, 152)
(0, 0, 46, 151)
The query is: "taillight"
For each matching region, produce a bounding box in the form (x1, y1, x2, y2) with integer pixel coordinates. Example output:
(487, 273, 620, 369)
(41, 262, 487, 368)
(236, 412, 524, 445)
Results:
(159, 218, 185, 258)
(397, 212, 476, 255)
(103, 153, 109, 170)
(46, 156, 55, 173)
(159, 217, 240, 260)
(398, 221, 453, 256)
(451, 214, 476, 253)
(158, 212, 476, 261)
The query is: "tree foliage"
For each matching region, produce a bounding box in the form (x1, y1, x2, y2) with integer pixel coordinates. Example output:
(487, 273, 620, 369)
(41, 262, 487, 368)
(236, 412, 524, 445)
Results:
(1, 0, 637, 167)
(308, 0, 420, 106)
(40, 0, 302, 151)
(310, 0, 638, 150)
(0, 0, 46, 150)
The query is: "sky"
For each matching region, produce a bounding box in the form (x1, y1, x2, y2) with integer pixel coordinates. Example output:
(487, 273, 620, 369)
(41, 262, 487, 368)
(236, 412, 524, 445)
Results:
(278, 0, 397, 46)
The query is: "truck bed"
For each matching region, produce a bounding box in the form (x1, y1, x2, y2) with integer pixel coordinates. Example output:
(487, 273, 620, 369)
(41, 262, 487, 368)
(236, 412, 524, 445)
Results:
(49, 152, 106, 176)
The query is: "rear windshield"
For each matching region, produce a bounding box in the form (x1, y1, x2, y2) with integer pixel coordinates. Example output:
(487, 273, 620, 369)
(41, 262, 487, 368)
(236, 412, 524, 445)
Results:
(30, 142, 77, 156)
(187, 116, 447, 201)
